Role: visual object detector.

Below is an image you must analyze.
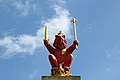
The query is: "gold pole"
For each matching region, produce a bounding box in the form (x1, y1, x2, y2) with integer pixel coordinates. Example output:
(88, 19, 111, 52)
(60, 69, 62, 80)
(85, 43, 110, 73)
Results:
(71, 18, 78, 49)
(45, 25, 48, 40)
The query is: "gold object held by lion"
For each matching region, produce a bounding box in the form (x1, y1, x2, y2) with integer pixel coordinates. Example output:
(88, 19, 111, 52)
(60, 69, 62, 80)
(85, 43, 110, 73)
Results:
(45, 25, 48, 40)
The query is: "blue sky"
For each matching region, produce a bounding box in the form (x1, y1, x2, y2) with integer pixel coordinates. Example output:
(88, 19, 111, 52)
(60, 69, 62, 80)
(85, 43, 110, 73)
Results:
(0, 0, 120, 80)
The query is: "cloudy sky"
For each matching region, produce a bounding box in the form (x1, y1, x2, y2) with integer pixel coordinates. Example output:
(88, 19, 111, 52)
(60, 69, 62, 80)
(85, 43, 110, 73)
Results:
(0, 0, 120, 80)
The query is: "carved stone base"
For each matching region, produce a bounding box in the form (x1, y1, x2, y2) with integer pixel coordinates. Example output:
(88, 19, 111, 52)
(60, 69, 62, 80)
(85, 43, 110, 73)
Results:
(42, 76, 81, 80)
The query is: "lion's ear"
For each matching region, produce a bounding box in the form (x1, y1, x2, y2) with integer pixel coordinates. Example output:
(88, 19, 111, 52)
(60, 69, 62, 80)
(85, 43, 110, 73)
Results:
(62, 35, 65, 38)
(55, 35, 58, 37)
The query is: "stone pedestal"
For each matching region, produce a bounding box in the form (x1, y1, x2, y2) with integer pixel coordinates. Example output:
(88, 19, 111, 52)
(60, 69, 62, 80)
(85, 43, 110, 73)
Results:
(41, 76, 80, 80)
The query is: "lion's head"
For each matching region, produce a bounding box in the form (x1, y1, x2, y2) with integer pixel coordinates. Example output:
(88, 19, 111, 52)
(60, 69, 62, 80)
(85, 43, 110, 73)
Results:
(53, 31, 67, 50)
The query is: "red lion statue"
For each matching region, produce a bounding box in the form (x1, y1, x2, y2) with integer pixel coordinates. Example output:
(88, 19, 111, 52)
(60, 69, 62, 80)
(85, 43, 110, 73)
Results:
(44, 31, 79, 76)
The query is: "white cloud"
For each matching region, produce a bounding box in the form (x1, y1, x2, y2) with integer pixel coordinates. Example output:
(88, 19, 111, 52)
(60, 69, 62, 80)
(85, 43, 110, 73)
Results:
(29, 70, 38, 80)
(11, 0, 41, 16)
(0, 35, 40, 59)
(0, 0, 41, 16)
(81, 22, 96, 33)
(39, 5, 72, 42)
(0, 1, 72, 59)
(104, 45, 120, 77)
(106, 67, 112, 73)
(54, 0, 66, 6)
(106, 50, 111, 58)
(12, 1, 30, 16)
(106, 45, 120, 60)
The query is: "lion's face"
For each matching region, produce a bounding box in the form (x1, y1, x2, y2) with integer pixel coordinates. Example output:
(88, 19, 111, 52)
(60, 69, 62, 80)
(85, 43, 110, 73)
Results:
(53, 33, 67, 50)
